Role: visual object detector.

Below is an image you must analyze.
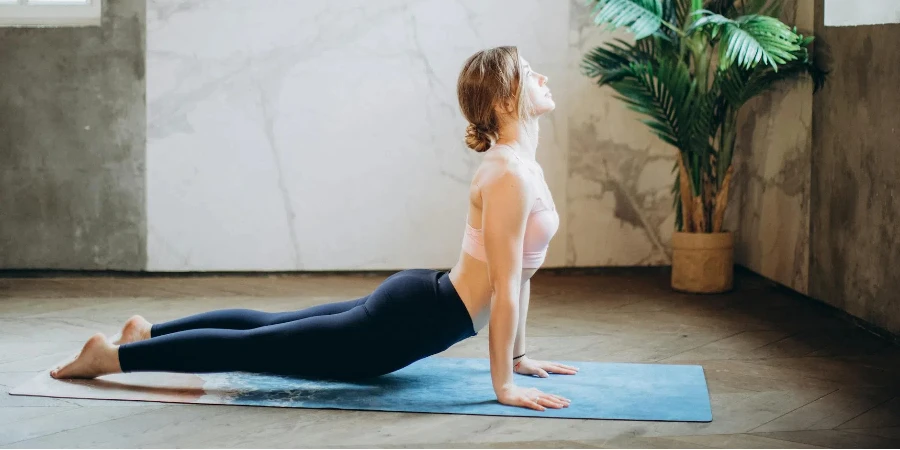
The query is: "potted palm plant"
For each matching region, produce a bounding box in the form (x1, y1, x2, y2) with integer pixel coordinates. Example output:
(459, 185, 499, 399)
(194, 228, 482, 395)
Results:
(582, 0, 826, 293)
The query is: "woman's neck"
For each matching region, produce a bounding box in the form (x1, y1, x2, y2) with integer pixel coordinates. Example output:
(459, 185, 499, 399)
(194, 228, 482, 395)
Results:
(495, 119, 539, 161)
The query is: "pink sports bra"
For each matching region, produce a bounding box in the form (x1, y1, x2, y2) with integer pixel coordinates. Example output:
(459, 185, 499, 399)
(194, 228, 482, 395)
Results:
(461, 146, 560, 269)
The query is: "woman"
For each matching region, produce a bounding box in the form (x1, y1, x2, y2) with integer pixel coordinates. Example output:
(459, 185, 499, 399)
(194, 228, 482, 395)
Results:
(51, 46, 577, 413)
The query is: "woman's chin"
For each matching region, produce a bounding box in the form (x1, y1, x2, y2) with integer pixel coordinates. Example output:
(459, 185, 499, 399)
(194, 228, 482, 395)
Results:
(536, 101, 556, 116)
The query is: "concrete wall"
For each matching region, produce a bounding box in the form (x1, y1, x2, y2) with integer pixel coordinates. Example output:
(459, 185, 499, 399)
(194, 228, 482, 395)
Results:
(0, 0, 146, 270)
(729, 0, 900, 336)
(731, 0, 814, 295)
(808, 0, 900, 334)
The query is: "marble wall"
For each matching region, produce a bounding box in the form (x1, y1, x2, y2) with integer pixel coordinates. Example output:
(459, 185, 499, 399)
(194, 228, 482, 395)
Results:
(809, 0, 900, 335)
(731, 0, 814, 294)
(0, 0, 146, 270)
(147, 0, 677, 271)
(566, 10, 676, 268)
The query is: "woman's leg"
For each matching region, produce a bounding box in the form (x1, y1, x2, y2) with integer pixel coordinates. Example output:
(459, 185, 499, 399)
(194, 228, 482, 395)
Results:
(141, 269, 414, 339)
(111, 296, 369, 345)
(52, 302, 390, 380)
(51, 269, 458, 380)
(150, 296, 369, 336)
(124, 303, 380, 376)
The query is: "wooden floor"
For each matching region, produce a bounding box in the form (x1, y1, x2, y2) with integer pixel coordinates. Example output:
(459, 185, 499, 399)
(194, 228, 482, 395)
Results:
(1, 269, 899, 448)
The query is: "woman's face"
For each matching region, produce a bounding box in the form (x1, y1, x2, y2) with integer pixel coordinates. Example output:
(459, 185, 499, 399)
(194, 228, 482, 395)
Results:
(521, 58, 555, 116)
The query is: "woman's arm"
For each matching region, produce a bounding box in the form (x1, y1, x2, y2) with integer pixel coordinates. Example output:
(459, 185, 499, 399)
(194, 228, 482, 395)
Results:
(511, 281, 580, 379)
(513, 279, 530, 360)
(481, 167, 570, 411)
(481, 168, 529, 396)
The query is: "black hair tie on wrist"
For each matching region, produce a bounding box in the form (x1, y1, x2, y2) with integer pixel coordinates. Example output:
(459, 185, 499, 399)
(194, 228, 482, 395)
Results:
(513, 353, 525, 360)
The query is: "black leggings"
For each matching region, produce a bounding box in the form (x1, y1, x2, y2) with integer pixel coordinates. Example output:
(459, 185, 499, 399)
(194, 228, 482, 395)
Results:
(118, 270, 477, 380)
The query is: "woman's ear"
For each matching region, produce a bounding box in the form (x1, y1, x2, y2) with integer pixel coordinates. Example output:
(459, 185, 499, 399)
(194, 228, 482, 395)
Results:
(494, 98, 515, 116)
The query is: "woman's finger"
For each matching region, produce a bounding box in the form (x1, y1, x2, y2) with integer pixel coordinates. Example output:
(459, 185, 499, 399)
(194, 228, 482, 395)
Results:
(548, 364, 578, 375)
(532, 391, 566, 405)
(550, 362, 579, 371)
(537, 396, 566, 409)
(524, 399, 545, 411)
(549, 362, 578, 370)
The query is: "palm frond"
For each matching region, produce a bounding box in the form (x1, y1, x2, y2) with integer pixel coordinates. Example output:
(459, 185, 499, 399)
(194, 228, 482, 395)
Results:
(690, 12, 802, 69)
(606, 62, 682, 148)
(582, 39, 647, 86)
(718, 67, 750, 107)
(581, 36, 678, 83)
(659, 0, 684, 40)
(718, 37, 826, 109)
(583, 33, 716, 169)
(673, 161, 684, 230)
(661, 0, 677, 25)
(588, 0, 665, 40)
(690, 90, 720, 151)
(609, 57, 704, 155)
(660, 0, 692, 29)
(691, 0, 704, 13)
(729, 59, 826, 107)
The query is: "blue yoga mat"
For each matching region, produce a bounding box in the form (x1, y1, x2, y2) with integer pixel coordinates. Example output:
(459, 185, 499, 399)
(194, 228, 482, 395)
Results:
(12, 357, 712, 421)
(201, 357, 713, 421)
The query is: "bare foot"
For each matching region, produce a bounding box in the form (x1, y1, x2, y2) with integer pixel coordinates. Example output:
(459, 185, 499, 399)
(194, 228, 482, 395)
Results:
(110, 315, 152, 345)
(51, 333, 122, 379)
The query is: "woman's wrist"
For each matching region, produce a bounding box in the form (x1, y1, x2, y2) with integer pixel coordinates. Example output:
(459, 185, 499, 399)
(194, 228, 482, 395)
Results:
(513, 353, 526, 371)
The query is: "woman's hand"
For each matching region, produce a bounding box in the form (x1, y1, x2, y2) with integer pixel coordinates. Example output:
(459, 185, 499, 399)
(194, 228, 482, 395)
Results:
(514, 357, 579, 378)
(496, 384, 571, 411)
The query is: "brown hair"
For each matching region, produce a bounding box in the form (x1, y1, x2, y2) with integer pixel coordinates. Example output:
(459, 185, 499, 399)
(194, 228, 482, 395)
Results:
(457, 46, 531, 152)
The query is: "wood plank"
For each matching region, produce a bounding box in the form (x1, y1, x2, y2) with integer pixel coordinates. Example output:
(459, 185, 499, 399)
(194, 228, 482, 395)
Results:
(837, 396, 900, 429)
(0, 406, 79, 426)
(673, 433, 826, 448)
(681, 359, 841, 392)
(0, 404, 169, 446)
(843, 427, 900, 440)
(747, 357, 900, 387)
(753, 388, 899, 432)
(753, 429, 900, 448)
(0, 342, 82, 365)
(661, 331, 793, 362)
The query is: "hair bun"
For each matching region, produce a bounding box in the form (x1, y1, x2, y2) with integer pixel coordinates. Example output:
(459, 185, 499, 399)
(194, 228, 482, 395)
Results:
(465, 123, 492, 152)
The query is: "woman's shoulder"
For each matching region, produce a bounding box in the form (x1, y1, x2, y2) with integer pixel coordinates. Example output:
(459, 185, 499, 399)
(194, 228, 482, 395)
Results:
(474, 150, 534, 200)
(481, 146, 531, 177)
